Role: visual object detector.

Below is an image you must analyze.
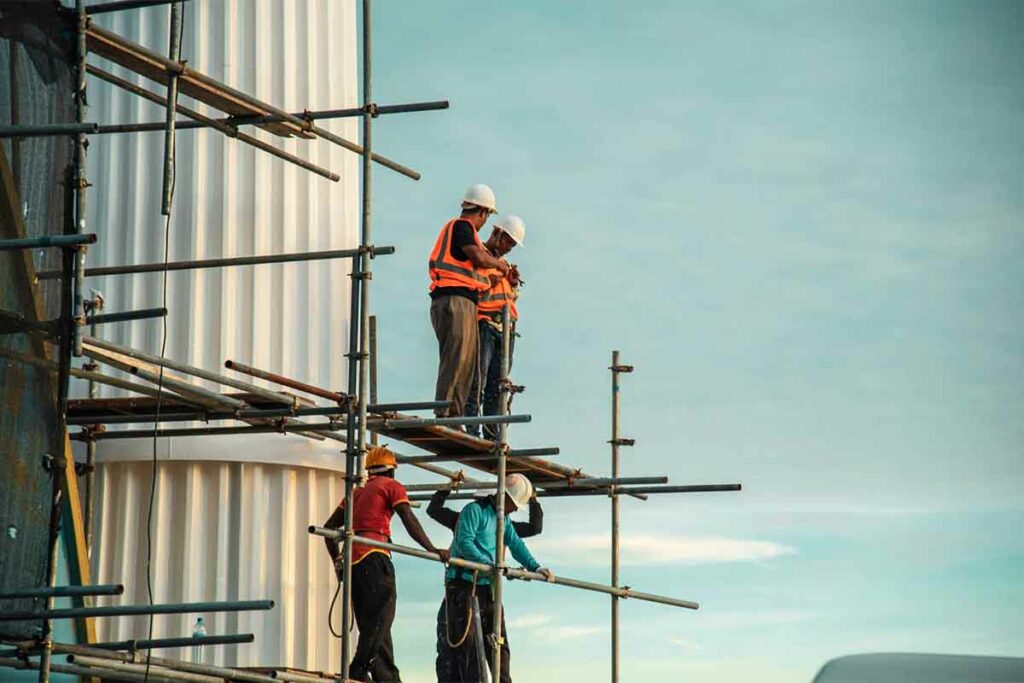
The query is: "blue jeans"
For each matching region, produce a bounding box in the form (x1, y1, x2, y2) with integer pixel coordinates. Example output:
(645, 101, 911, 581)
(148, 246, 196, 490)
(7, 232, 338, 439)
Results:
(465, 322, 514, 439)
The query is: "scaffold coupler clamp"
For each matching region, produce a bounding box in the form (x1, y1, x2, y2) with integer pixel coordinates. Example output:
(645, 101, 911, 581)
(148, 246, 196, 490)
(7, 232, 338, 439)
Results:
(609, 438, 636, 447)
(365, 103, 380, 118)
(610, 363, 634, 373)
(500, 378, 525, 395)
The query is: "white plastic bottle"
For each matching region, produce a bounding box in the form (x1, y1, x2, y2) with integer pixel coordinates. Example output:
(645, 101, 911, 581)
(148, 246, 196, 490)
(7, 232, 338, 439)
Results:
(191, 617, 206, 663)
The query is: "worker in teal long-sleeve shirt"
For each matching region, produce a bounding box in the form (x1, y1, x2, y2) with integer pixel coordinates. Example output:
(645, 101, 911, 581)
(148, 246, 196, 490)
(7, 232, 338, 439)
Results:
(440, 474, 554, 682)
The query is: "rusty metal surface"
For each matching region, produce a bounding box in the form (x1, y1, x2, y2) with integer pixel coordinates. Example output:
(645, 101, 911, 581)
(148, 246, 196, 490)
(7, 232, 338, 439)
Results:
(0, 5, 74, 638)
(370, 420, 583, 484)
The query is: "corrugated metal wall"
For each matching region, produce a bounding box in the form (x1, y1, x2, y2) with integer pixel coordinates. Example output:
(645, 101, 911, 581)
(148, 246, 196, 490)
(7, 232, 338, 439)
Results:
(85, 0, 358, 395)
(83, 0, 358, 671)
(92, 460, 344, 670)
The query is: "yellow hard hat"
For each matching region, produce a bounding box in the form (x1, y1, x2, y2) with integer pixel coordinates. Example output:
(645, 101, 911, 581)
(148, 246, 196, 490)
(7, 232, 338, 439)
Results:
(365, 445, 397, 472)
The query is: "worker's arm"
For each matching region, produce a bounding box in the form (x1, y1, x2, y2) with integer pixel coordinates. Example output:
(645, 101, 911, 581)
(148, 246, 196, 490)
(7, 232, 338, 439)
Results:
(503, 520, 541, 572)
(395, 503, 450, 563)
(452, 502, 494, 566)
(426, 490, 459, 531)
(512, 496, 543, 538)
(463, 244, 509, 274)
(322, 503, 345, 564)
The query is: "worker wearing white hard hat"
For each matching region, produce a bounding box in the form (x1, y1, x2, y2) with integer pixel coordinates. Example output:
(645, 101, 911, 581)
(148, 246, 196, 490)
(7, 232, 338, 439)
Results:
(441, 474, 554, 681)
(465, 214, 527, 440)
(428, 184, 511, 420)
(428, 475, 545, 682)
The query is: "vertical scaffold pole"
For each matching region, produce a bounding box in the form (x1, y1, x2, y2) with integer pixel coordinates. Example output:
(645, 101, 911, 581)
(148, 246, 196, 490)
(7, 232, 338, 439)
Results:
(369, 315, 378, 446)
(71, 0, 88, 356)
(609, 351, 633, 683)
(160, 0, 183, 216)
(491, 303, 512, 678)
(39, 3, 90, 679)
(340, 1, 374, 679)
(84, 295, 102, 554)
(610, 350, 621, 683)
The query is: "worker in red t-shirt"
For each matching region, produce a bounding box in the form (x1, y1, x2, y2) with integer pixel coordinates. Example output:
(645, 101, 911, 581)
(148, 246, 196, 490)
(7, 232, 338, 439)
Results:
(323, 445, 450, 682)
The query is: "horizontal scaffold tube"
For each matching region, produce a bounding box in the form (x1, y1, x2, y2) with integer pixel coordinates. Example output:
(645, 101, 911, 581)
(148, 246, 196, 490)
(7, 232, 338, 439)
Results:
(0, 656, 172, 683)
(376, 414, 530, 429)
(0, 583, 123, 599)
(70, 655, 222, 683)
(83, 336, 297, 408)
(308, 528, 699, 611)
(393, 449, 559, 465)
(84, 307, 166, 325)
(60, 642, 280, 683)
(0, 599, 274, 622)
(402, 476, 667, 493)
(89, 633, 254, 651)
(67, 400, 448, 426)
(0, 233, 97, 250)
(69, 413, 529, 441)
(407, 483, 742, 502)
(36, 245, 395, 280)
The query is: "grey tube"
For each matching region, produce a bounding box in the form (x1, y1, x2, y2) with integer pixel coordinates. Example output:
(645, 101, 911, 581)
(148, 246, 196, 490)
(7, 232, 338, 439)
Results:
(0, 584, 123, 599)
(0, 234, 97, 250)
(36, 245, 393, 281)
(0, 599, 274, 621)
(308, 530, 700, 610)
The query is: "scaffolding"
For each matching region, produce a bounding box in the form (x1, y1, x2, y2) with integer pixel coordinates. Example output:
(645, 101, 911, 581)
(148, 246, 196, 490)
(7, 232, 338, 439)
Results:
(0, 1, 742, 681)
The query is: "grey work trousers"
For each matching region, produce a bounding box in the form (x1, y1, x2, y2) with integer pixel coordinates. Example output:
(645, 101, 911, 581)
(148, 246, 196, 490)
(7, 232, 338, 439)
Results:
(431, 294, 479, 418)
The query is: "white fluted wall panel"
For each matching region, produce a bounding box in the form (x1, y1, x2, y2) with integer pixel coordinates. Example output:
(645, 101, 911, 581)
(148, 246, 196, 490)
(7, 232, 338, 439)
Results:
(85, 0, 358, 412)
(92, 460, 345, 670)
(83, 1, 359, 672)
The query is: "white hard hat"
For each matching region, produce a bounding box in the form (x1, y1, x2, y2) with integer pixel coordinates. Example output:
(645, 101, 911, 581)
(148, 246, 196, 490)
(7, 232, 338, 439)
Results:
(505, 473, 533, 510)
(493, 214, 525, 246)
(462, 184, 498, 214)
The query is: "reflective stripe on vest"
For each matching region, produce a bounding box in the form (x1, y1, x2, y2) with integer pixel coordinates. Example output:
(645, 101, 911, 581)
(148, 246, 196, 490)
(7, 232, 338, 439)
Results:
(478, 269, 519, 321)
(428, 219, 490, 292)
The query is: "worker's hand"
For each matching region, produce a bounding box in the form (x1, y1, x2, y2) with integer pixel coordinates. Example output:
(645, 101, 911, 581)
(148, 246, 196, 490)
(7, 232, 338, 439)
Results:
(496, 259, 511, 276)
(333, 556, 345, 582)
(536, 567, 555, 583)
(435, 548, 451, 564)
(507, 264, 521, 287)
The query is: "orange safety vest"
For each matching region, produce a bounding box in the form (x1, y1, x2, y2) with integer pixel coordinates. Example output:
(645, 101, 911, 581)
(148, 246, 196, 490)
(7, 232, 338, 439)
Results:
(428, 219, 490, 293)
(478, 269, 519, 322)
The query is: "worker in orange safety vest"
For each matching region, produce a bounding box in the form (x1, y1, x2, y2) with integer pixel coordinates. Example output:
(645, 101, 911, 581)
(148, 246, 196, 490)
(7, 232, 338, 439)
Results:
(428, 184, 510, 419)
(465, 215, 525, 439)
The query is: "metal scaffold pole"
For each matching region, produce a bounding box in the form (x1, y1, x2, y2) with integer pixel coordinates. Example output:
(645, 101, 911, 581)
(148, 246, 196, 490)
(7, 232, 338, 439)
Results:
(611, 351, 621, 683)
(71, 0, 89, 358)
(491, 303, 512, 679)
(340, 1, 375, 678)
(610, 350, 634, 683)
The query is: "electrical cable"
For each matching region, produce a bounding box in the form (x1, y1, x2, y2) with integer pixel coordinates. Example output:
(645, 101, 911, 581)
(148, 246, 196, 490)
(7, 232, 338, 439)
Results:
(144, 5, 185, 679)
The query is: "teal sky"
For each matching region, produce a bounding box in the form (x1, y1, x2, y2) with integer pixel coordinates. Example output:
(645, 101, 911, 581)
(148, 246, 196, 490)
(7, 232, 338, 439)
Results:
(357, 1, 1022, 681)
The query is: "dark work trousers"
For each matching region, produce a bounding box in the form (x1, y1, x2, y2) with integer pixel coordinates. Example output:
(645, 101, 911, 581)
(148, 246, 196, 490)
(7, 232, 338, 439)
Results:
(465, 322, 515, 440)
(431, 295, 479, 419)
(438, 579, 511, 683)
(349, 553, 401, 682)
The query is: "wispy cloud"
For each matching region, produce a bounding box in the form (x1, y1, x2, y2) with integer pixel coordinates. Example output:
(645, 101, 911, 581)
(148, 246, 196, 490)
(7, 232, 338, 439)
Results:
(545, 625, 605, 640)
(508, 613, 555, 629)
(529, 534, 795, 566)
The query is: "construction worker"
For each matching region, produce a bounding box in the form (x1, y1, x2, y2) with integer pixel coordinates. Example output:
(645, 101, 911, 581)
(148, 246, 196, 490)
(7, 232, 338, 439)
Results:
(439, 473, 554, 682)
(464, 215, 525, 439)
(429, 184, 511, 419)
(428, 485, 543, 682)
(322, 445, 451, 682)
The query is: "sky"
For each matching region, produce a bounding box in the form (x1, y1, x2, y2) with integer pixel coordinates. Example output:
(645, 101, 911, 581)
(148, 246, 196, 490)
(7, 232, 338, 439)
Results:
(353, 1, 1024, 681)
(359, 1, 1024, 681)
